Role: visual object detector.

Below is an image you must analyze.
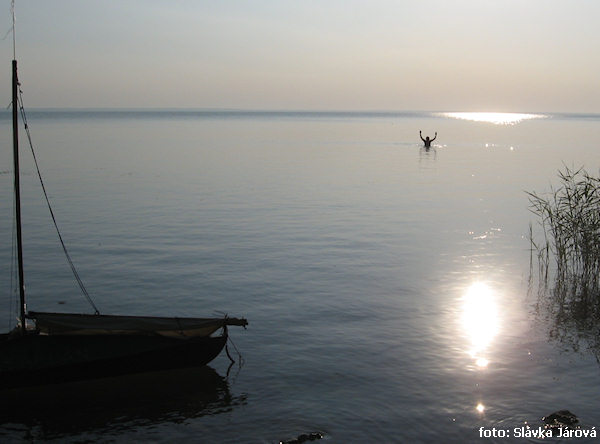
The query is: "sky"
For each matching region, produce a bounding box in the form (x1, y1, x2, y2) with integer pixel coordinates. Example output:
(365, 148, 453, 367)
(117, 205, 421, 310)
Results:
(2, 0, 599, 112)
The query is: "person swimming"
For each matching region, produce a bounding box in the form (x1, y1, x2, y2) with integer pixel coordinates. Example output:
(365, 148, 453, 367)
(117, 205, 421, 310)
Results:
(420, 130, 437, 148)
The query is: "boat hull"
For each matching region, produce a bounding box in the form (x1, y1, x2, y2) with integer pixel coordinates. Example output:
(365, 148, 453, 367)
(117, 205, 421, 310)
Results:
(0, 331, 228, 389)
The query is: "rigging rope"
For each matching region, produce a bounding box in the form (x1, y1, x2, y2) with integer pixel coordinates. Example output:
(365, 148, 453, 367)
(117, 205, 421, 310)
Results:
(16, 81, 100, 315)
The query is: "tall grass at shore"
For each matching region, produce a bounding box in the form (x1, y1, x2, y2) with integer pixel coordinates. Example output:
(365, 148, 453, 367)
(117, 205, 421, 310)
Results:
(527, 166, 600, 314)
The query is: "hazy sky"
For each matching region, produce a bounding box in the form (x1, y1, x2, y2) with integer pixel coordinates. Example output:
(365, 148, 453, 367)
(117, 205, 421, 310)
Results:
(2, 0, 599, 112)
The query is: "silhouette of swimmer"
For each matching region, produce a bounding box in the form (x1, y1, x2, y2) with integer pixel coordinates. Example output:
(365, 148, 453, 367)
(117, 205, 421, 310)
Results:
(420, 130, 437, 148)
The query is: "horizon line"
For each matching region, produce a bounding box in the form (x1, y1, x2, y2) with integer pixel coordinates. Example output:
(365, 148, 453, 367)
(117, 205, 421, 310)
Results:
(2, 107, 599, 116)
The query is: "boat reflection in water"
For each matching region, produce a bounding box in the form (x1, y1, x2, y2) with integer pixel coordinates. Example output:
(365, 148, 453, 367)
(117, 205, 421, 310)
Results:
(0, 365, 245, 441)
(461, 282, 499, 369)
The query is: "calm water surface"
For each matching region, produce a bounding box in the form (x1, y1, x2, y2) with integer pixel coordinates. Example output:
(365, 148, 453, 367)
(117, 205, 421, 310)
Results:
(1, 110, 599, 443)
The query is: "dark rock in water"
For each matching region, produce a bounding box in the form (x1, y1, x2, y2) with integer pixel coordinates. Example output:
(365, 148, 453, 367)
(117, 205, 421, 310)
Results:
(542, 410, 579, 427)
(280, 431, 324, 444)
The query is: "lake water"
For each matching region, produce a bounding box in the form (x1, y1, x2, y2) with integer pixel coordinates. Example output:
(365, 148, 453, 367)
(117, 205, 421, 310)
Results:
(1, 110, 600, 443)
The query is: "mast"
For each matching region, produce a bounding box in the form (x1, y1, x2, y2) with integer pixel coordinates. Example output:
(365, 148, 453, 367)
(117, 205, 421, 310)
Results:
(12, 59, 26, 334)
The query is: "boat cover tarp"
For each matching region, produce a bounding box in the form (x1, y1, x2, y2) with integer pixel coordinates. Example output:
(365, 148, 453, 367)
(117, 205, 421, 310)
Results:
(27, 312, 232, 338)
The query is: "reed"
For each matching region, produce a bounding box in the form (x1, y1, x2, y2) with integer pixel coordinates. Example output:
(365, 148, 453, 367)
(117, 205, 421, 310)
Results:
(527, 166, 600, 314)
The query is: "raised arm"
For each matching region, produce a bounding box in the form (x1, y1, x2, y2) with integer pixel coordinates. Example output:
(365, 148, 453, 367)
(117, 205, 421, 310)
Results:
(431, 132, 437, 142)
(419, 130, 425, 142)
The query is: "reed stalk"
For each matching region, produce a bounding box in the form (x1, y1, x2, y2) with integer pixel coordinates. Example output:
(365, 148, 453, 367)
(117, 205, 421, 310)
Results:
(527, 166, 600, 313)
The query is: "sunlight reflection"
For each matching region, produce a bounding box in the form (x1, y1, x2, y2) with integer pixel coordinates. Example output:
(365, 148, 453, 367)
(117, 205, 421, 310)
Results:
(475, 357, 489, 368)
(461, 282, 499, 366)
(476, 403, 485, 413)
(441, 112, 546, 125)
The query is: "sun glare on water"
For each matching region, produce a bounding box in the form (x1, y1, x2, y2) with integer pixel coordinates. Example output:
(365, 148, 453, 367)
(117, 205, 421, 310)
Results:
(461, 282, 499, 367)
(441, 112, 546, 125)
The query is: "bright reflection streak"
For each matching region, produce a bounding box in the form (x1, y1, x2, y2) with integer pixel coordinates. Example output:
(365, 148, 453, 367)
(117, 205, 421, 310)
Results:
(441, 112, 546, 125)
(476, 403, 485, 413)
(475, 357, 489, 368)
(461, 282, 499, 365)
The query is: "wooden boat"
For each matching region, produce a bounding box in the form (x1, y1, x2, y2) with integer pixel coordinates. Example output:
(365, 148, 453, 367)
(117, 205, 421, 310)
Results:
(1, 28, 247, 389)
